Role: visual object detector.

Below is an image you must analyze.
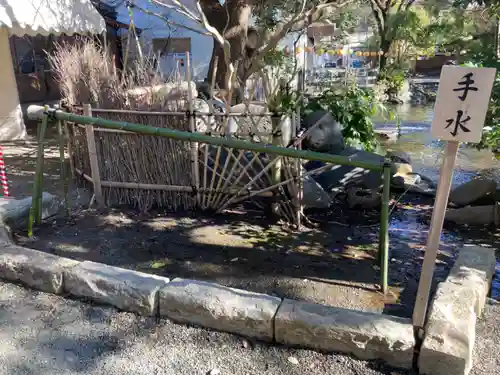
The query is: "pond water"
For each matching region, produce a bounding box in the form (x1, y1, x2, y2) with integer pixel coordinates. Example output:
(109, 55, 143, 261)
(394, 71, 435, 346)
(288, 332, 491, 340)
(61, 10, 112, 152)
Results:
(373, 103, 500, 187)
(374, 103, 500, 300)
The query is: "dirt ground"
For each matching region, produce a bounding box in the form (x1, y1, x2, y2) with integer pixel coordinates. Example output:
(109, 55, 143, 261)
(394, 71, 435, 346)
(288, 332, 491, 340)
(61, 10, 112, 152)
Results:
(5, 122, 465, 319)
(13, 197, 463, 319)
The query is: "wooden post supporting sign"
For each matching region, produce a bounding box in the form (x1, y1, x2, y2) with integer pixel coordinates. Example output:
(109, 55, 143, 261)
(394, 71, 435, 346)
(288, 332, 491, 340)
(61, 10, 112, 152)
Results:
(412, 66, 497, 334)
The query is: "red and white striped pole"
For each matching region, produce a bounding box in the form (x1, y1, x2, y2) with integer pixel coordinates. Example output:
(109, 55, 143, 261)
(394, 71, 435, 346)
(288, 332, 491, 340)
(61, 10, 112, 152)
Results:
(0, 145, 9, 198)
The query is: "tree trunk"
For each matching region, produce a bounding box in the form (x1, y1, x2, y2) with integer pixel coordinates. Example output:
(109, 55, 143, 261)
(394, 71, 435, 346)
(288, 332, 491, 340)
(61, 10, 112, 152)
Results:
(203, 0, 252, 93)
(379, 38, 391, 71)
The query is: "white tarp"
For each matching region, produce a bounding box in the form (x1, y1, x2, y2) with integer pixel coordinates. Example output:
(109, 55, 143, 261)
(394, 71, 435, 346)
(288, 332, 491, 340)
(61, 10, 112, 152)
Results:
(0, 0, 106, 36)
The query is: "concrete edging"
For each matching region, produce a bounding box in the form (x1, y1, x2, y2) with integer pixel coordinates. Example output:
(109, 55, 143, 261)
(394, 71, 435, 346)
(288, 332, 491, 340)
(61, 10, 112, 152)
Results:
(0, 243, 417, 369)
(419, 245, 496, 375)
(3, 195, 494, 372)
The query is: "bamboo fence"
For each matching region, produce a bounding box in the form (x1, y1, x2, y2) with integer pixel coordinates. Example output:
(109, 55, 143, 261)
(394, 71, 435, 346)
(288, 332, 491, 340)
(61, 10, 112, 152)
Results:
(61, 51, 306, 218)
(27, 105, 391, 292)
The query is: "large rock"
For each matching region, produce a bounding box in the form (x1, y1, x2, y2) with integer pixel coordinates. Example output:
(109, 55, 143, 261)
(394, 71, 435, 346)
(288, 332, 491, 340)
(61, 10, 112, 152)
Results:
(419, 283, 477, 375)
(64, 261, 170, 316)
(274, 299, 415, 369)
(346, 187, 381, 209)
(445, 204, 500, 225)
(300, 110, 344, 153)
(0, 245, 79, 294)
(159, 278, 281, 341)
(386, 150, 412, 165)
(391, 163, 415, 189)
(305, 147, 396, 192)
(419, 245, 496, 375)
(303, 172, 332, 209)
(0, 193, 60, 229)
(449, 178, 497, 207)
(227, 103, 292, 146)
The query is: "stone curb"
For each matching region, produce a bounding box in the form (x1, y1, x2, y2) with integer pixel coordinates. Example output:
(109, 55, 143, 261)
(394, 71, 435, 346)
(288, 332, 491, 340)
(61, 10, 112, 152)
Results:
(64, 261, 170, 316)
(275, 298, 415, 369)
(0, 195, 418, 370)
(419, 245, 496, 375)
(0, 243, 417, 369)
(159, 278, 281, 342)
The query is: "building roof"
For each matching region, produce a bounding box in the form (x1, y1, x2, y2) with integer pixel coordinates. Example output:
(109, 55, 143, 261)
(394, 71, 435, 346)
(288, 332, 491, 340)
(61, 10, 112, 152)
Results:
(0, 0, 106, 36)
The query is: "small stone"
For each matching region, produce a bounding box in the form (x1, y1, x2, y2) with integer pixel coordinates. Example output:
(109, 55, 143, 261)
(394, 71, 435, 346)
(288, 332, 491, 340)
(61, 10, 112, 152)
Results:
(207, 369, 220, 375)
(241, 338, 250, 349)
(287, 356, 299, 365)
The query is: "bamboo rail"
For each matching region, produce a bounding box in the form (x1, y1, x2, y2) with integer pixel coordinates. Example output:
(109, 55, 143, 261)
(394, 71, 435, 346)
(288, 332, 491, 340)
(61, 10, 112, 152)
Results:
(27, 106, 384, 171)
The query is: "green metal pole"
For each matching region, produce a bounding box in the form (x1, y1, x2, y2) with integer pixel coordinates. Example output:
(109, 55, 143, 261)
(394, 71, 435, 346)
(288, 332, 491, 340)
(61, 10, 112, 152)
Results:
(378, 160, 391, 294)
(33, 113, 48, 226)
(41, 109, 383, 172)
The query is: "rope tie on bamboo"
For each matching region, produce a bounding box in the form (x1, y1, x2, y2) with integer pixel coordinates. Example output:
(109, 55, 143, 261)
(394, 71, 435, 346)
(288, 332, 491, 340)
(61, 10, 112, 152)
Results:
(190, 185, 198, 197)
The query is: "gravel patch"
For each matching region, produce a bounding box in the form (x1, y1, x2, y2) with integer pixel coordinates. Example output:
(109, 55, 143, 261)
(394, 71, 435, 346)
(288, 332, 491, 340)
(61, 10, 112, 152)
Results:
(470, 299, 500, 375)
(0, 281, 418, 375)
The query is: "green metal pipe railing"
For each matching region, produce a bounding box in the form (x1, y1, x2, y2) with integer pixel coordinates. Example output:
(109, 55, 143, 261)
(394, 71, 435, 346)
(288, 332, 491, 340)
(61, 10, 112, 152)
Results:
(27, 105, 391, 292)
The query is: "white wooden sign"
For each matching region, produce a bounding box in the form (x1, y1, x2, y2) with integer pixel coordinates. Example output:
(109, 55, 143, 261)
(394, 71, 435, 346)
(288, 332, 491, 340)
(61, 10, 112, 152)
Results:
(413, 65, 497, 332)
(431, 66, 497, 143)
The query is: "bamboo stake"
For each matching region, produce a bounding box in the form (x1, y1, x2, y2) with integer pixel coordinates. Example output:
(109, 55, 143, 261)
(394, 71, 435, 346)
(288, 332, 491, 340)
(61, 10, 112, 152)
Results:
(294, 112, 303, 228)
(207, 147, 232, 208)
(57, 119, 70, 216)
(63, 120, 75, 178)
(29, 112, 48, 234)
(201, 145, 209, 209)
(185, 52, 200, 207)
(83, 104, 104, 209)
(207, 150, 268, 210)
(210, 149, 246, 208)
(201, 57, 218, 209)
(75, 168, 93, 182)
(207, 146, 222, 206)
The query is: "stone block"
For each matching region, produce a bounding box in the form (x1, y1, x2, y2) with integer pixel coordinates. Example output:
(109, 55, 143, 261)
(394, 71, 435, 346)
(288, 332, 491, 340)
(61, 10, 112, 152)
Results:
(419, 282, 477, 375)
(0, 245, 79, 294)
(64, 261, 170, 316)
(0, 193, 60, 229)
(445, 205, 499, 226)
(449, 178, 497, 206)
(274, 299, 415, 369)
(447, 245, 496, 316)
(159, 278, 281, 341)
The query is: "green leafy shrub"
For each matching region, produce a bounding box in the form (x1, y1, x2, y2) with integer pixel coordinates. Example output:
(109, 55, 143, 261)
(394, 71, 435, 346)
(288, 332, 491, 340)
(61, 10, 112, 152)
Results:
(378, 67, 406, 96)
(301, 86, 384, 152)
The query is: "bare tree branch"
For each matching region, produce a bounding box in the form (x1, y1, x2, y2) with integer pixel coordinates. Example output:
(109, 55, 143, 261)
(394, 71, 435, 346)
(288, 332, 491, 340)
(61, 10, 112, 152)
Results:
(245, 0, 352, 78)
(132, 3, 211, 36)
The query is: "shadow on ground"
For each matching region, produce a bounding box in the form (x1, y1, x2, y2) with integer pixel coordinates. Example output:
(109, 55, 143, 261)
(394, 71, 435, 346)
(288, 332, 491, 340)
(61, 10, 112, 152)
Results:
(6, 121, 462, 319)
(15, 192, 461, 319)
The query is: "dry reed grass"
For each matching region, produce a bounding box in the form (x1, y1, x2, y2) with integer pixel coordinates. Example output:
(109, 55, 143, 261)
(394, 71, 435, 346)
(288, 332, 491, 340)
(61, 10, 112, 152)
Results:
(49, 39, 299, 220)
